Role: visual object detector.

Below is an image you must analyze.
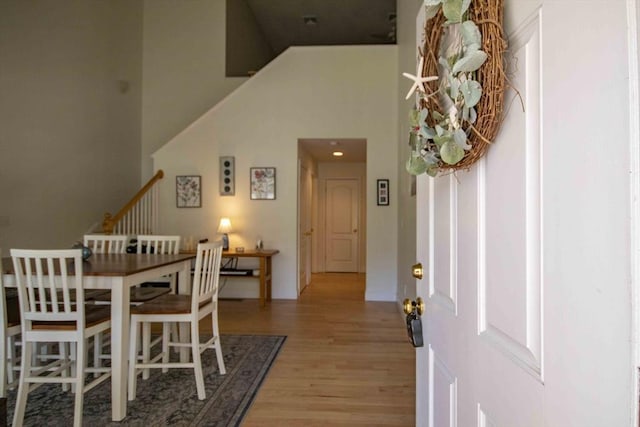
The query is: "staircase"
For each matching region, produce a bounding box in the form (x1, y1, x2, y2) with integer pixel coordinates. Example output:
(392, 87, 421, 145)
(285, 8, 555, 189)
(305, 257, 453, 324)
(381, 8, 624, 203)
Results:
(100, 170, 164, 235)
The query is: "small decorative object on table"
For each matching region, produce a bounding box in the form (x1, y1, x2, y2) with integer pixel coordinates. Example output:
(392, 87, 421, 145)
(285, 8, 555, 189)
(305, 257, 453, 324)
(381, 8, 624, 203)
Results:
(72, 242, 92, 260)
(235, 247, 245, 253)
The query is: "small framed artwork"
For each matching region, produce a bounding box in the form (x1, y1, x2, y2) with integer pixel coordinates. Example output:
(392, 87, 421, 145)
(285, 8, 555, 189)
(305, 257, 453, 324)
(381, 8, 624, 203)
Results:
(377, 179, 389, 206)
(250, 167, 276, 200)
(176, 175, 202, 208)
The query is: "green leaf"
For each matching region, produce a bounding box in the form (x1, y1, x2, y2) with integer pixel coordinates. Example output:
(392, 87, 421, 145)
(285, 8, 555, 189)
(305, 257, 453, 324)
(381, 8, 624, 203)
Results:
(420, 124, 437, 140)
(452, 50, 488, 73)
(460, 79, 482, 107)
(469, 106, 477, 123)
(448, 75, 460, 99)
(419, 107, 429, 123)
(440, 140, 465, 164)
(442, 0, 471, 23)
(460, 21, 481, 46)
(424, 0, 443, 6)
(406, 152, 428, 175)
(409, 109, 420, 128)
(453, 128, 471, 149)
(432, 111, 445, 122)
(438, 56, 451, 72)
(426, 166, 439, 177)
(425, 4, 441, 20)
(409, 131, 419, 149)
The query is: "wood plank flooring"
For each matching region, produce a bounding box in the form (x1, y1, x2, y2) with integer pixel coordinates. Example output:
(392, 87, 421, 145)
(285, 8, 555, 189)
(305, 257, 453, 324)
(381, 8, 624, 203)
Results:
(216, 273, 416, 426)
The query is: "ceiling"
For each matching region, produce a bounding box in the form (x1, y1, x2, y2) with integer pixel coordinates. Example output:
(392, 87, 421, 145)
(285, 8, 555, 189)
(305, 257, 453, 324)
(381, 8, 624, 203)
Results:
(245, 0, 397, 55)
(299, 138, 367, 163)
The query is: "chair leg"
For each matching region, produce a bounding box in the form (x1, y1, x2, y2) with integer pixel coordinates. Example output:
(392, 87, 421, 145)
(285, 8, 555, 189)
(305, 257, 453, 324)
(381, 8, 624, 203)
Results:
(191, 321, 205, 400)
(7, 336, 16, 390)
(12, 339, 32, 427)
(211, 313, 226, 375)
(61, 342, 70, 392)
(0, 331, 7, 398)
(142, 323, 151, 380)
(128, 319, 139, 401)
(73, 341, 85, 427)
(93, 332, 102, 377)
(162, 322, 170, 373)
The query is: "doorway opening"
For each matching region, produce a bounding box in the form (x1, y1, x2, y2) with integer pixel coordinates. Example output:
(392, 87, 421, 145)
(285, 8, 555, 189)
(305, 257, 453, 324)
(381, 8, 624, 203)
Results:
(297, 138, 367, 298)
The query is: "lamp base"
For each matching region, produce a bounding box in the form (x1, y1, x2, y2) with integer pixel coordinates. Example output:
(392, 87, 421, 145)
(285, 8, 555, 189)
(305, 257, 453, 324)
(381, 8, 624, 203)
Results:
(222, 233, 229, 251)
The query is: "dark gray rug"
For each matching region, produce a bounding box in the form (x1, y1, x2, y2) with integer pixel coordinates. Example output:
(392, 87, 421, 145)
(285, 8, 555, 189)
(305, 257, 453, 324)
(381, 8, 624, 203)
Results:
(6, 334, 286, 426)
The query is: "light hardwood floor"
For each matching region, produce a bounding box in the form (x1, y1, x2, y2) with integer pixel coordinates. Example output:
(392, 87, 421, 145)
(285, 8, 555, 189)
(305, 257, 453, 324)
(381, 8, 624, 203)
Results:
(216, 273, 416, 426)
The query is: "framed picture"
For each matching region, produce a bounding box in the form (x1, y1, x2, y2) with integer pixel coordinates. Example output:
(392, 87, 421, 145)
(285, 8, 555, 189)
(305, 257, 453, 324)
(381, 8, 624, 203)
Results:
(377, 179, 389, 206)
(176, 175, 201, 208)
(250, 167, 276, 200)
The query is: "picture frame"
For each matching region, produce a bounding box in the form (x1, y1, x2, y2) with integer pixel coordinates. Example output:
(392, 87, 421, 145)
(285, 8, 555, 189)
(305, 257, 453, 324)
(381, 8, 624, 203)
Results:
(377, 179, 389, 206)
(250, 167, 276, 200)
(176, 175, 202, 208)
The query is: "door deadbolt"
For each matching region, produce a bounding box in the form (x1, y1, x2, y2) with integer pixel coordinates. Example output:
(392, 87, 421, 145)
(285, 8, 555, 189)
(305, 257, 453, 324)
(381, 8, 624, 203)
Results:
(412, 263, 423, 279)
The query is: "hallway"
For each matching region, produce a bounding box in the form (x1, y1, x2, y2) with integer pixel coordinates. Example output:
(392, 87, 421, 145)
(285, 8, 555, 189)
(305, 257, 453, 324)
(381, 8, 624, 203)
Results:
(217, 273, 416, 426)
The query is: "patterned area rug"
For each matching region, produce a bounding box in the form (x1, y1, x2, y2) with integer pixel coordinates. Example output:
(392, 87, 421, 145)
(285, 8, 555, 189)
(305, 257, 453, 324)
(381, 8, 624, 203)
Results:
(6, 334, 286, 426)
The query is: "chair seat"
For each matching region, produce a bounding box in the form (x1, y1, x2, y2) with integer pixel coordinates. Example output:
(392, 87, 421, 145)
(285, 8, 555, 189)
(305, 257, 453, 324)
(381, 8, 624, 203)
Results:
(31, 305, 111, 331)
(131, 294, 191, 315)
(131, 287, 171, 302)
(131, 294, 211, 315)
(93, 286, 172, 304)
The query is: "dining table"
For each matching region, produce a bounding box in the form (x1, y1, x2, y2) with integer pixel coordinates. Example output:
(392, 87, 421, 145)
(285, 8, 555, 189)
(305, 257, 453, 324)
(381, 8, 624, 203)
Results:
(2, 252, 196, 422)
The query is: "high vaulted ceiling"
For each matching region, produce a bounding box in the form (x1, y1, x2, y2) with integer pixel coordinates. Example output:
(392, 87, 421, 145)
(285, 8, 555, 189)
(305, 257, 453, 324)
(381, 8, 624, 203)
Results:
(245, 0, 397, 55)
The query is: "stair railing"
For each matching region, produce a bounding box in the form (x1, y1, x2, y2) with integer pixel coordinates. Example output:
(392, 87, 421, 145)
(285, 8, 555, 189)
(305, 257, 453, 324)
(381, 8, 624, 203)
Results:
(102, 170, 164, 235)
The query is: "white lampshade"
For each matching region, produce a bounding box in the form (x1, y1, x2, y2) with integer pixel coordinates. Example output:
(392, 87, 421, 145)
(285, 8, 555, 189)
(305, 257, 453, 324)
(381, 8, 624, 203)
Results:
(217, 217, 233, 234)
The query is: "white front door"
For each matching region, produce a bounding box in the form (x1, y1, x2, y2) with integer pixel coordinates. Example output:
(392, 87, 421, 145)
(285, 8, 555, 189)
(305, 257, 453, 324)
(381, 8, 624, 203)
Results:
(325, 178, 359, 272)
(415, 1, 634, 425)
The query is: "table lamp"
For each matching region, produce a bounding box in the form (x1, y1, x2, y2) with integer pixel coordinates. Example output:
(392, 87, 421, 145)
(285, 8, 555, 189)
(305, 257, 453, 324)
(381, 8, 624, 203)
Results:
(217, 217, 232, 250)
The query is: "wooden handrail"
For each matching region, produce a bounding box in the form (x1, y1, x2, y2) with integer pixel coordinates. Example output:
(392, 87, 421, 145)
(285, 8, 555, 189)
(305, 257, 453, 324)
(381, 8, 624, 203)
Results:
(102, 170, 164, 234)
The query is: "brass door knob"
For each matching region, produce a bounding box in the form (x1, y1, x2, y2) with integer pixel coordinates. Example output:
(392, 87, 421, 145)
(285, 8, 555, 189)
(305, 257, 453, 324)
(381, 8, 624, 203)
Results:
(403, 297, 425, 316)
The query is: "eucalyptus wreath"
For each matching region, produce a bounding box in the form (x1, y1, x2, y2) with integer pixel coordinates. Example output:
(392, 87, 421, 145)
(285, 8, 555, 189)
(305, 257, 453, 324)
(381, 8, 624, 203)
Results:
(405, 0, 506, 177)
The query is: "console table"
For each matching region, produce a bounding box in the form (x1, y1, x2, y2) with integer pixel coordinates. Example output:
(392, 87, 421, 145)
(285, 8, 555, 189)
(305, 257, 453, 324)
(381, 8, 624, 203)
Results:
(221, 249, 278, 307)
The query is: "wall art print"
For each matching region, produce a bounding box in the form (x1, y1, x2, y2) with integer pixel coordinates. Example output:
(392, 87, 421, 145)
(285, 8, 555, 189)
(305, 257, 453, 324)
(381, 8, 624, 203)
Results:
(250, 167, 276, 200)
(176, 175, 201, 208)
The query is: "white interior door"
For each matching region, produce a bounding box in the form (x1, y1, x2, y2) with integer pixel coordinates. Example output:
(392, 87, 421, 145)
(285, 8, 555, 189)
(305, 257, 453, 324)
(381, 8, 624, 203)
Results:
(415, 2, 634, 426)
(298, 161, 312, 294)
(325, 178, 359, 272)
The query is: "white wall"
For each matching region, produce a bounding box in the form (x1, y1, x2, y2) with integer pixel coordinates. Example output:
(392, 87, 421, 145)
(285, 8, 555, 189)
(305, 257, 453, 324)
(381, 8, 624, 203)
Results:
(153, 45, 398, 301)
(141, 0, 247, 183)
(396, 0, 423, 303)
(0, 0, 143, 250)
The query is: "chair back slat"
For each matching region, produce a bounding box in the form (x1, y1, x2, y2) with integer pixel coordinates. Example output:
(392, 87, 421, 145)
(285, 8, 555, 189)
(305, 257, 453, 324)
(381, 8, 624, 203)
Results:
(10, 249, 84, 327)
(83, 234, 128, 254)
(192, 241, 223, 310)
(136, 235, 180, 255)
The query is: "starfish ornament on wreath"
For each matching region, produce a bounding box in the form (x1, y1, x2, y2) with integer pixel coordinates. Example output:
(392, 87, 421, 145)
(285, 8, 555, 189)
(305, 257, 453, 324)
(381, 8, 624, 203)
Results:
(402, 55, 438, 100)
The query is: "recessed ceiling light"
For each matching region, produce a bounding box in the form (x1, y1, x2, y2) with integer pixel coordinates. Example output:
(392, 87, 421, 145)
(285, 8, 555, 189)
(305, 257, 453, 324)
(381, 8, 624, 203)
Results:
(332, 151, 344, 157)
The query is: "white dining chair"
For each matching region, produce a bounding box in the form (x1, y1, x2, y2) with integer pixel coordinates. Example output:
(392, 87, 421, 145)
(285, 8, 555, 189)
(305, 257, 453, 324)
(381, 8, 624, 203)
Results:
(10, 248, 112, 427)
(0, 249, 21, 398)
(128, 240, 226, 401)
(136, 234, 181, 293)
(83, 234, 128, 254)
